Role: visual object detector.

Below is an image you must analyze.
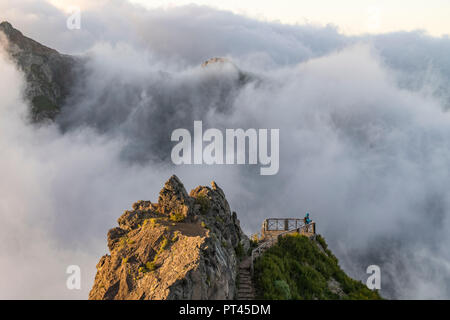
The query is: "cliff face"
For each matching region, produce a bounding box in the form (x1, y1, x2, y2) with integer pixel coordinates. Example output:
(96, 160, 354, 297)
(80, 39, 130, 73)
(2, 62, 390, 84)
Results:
(89, 175, 250, 300)
(0, 21, 78, 121)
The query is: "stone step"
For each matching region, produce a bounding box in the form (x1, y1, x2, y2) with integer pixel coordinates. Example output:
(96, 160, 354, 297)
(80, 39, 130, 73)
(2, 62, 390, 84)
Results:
(237, 257, 255, 300)
(238, 295, 255, 299)
(238, 292, 255, 296)
(238, 290, 254, 294)
(238, 285, 253, 289)
(238, 294, 255, 299)
(239, 280, 252, 285)
(239, 283, 253, 287)
(239, 286, 253, 291)
(239, 278, 252, 282)
(239, 280, 252, 284)
(239, 278, 251, 282)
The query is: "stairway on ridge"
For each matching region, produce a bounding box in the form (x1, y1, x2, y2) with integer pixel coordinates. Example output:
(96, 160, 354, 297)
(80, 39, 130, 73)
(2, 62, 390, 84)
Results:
(237, 257, 256, 300)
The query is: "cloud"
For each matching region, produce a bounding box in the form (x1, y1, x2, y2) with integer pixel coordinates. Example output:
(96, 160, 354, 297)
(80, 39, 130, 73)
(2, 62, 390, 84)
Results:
(2, 0, 450, 299)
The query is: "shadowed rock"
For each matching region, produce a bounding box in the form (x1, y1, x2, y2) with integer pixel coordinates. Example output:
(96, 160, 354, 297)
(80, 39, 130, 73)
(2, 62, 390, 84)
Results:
(0, 21, 79, 121)
(158, 175, 194, 220)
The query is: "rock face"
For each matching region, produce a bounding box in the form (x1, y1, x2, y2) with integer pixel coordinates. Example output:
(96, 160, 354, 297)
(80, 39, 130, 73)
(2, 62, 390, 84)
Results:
(158, 175, 194, 221)
(0, 21, 78, 121)
(89, 175, 250, 300)
(201, 56, 254, 85)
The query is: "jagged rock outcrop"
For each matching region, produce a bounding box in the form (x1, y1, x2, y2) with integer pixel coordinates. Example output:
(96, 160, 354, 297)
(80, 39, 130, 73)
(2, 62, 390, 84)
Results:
(0, 21, 78, 121)
(158, 175, 194, 220)
(201, 56, 254, 85)
(89, 175, 250, 300)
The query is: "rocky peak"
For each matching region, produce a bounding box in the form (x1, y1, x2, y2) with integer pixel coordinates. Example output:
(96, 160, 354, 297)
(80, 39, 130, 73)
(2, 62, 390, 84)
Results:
(157, 175, 194, 220)
(0, 21, 58, 55)
(0, 21, 13, 33)
(0, 21, 78, 121)
(201, 56, 254, 86)
(89, 176, 250, 300)
(201, 57, 231, 68)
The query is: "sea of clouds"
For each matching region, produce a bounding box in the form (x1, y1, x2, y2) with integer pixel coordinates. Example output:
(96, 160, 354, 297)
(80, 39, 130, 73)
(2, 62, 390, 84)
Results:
(1, 0, 450, 299)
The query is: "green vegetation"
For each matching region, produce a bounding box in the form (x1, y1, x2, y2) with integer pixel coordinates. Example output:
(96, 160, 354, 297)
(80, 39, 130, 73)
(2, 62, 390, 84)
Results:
(32, 95, 58, 113)
(235, 242, 245, 260)
(140, 236, 171, 274)
(171, 231, 180, 242)
(215, 216, 224, 224)
(249, 238, 258, 254)
(253, 234, 382, 300)
(145, 261, 156, 271)
(142, 218, 159, 228)
(194, 194, 210, 214)
(169, 211, 185, 222)
(273, 280, 291, 299)
(119, 237, 128, 248)
(159, 237, 169, 251)
(138, 265, 150, 274)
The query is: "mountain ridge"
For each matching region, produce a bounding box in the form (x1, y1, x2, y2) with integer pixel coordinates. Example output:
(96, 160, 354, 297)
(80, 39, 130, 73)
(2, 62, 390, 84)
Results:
(0, 21, 78, 121)
(89, 175, 382, 300)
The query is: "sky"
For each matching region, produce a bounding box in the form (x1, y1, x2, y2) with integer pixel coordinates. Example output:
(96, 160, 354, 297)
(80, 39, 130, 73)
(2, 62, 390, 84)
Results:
(1, 0, 450, 300)
(124, 0, 450, 36)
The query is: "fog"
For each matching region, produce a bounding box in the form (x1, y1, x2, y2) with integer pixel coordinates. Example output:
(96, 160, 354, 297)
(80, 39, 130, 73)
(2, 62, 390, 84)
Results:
(1, 0, 450, 299)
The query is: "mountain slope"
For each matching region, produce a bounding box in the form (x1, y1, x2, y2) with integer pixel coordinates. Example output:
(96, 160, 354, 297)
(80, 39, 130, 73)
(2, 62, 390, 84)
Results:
(253, 234, 382, 300)
(0, 21, 78, 121)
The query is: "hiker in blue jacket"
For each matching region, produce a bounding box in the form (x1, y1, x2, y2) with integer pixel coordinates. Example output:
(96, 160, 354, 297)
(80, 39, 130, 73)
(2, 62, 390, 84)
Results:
(304, 212, 312, 232)
(304, 212, 311, 225)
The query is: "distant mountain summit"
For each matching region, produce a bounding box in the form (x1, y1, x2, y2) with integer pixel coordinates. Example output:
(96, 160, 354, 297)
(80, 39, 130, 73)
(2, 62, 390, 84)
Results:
(0, 21, 77, 121)
(0, 22, 253, 123)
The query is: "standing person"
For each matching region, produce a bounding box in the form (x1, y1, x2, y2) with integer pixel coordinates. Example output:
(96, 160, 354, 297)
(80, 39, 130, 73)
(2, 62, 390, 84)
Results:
(304, 213, 311, 232)
(305, 213, 311, 224)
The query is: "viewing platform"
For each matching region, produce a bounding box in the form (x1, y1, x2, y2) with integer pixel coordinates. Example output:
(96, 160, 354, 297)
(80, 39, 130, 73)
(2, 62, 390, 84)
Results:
(260, 218, 316, 241)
